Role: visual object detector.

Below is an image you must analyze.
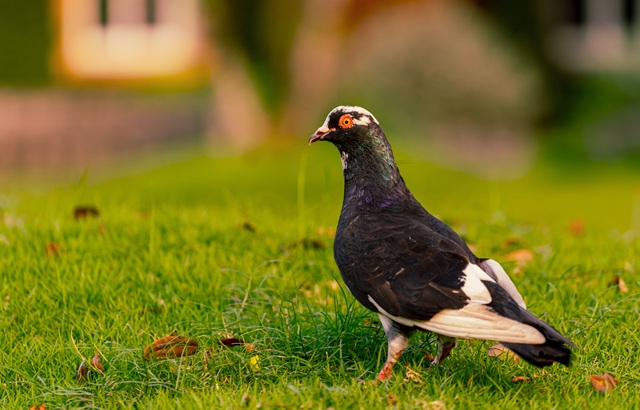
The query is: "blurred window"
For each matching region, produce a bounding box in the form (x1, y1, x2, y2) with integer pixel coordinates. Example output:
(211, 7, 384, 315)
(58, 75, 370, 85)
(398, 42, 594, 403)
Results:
(59, 0, 204, 79)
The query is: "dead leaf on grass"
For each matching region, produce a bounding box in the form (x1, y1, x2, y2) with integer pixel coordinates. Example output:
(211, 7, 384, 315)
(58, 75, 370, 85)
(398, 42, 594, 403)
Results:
(315, 226, 336, 237)
(281, 238, 326, 254)
(91, 353, 104, 372)
(505, 249, 534, 266)
(404, 367, 423, 384)
(219, 337, 256, 352)
(75, 360, 88, 381)
(569, 219, 585, 236)
(45, 242, 62, 257)
(610, 275, 629, 293)
(144, 335, 198, 360)
(29, 404, 46, 410)
(73, 206, 99, 220)
(487, 343, 519, 362)
(75, 353, 105, 382)
(590, 373, 618, 393)
(239, 221, 256, 232)
(511, 375, 531, 383)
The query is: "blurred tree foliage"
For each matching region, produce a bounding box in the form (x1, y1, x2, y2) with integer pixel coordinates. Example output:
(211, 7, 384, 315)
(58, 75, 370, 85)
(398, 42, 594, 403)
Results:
(0, 0, 52, 86)
(205, 0, 302, 118)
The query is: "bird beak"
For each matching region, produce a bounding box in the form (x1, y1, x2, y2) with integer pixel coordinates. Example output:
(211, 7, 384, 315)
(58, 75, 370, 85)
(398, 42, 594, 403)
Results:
(308, 125, 333, 145)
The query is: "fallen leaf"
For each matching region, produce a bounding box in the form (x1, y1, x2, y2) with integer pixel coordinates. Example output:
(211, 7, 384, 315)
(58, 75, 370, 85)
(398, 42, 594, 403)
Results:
(219, 337, 245, 347)
(75, 353, 105, 382)
(404, 367, 423, 384)
(91, 353, 104, 373)
(239, 221, 256, 232)
(74, 206, 99, 219)
(282, 238, 326, 254)
(487, 343, 519, 362)
(414, 400, 446, 410)
(45, 242, 62, 257)
(502, 236, 525, 249)
(505, 249, 534, 266)
(29, 405, 46, 410)
(610, 275, 629, 293)
(315, 226, 336, 237)
(144, 335, 198, 360)
(219, 337, 256, 352)
(300, 238, 325, 249)
(423, 351, 435, 362)
(590, 373, 618, 393)
(75, 360, 88, 382)
(569, 219, 585, 236)
(512, 375, 531, 383)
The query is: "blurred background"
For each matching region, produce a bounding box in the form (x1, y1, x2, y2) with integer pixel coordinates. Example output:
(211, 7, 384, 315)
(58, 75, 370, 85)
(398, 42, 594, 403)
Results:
(0, 0, 639, 179)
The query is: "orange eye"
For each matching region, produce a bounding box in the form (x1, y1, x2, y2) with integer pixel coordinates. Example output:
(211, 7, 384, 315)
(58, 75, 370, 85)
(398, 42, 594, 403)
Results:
(338, 114, 353, 129)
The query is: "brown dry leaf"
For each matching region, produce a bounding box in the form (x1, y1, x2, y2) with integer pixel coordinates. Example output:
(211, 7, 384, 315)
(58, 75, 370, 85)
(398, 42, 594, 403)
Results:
(512, 375, 531, 383)
(505, 249, 534, 266)
(239, 221, 256, 232)
(423, 351, 435, 362)
(219, 337, 256, 352)
(76, 353, 105, 382)
(75, 360, 88, 381)
(300, 238, 325, 250)
(45, 242, 62, 257)
(144, 335, 198, 360)
(610, 275, 629, 293)
(74, 206, 99, 220)
(219, 337, 245, 348)
(316, 226, 336, 237)
(283, 238, 326, 253)
(404, 367, 423, 384)
(91, 353, 104, 373)
(569, 219, 585, 236)
(29, 405, 46, 410)
(502, 236, 525, 249)
(413, 400, 446, 410)
(487, 343, 519, 362)
(590, 373, 618, 393)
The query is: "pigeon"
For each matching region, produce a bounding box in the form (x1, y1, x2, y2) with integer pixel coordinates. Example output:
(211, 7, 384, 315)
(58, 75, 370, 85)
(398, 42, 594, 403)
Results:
(308, 105, 575, 381)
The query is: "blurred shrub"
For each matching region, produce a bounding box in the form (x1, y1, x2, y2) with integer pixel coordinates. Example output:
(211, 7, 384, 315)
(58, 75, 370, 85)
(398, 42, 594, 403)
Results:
(0, 0, 52, 86)
(337, 2, 542, 137)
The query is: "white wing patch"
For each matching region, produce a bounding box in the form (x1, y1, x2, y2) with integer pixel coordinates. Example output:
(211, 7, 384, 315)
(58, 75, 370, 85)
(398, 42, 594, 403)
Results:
(367, 263, 545, 344)
(480, 259, 527, 309)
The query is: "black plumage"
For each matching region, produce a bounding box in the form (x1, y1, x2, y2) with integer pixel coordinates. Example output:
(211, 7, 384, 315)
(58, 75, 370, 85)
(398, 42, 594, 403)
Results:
(309, 105, 575, 380)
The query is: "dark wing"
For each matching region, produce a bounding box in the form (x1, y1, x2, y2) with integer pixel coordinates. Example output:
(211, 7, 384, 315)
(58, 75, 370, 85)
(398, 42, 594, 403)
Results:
(334, 212, 472, 321)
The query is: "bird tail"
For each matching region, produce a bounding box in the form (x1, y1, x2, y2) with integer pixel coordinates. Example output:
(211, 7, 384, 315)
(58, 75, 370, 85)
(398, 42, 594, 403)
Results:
(482, 280, 576, 367)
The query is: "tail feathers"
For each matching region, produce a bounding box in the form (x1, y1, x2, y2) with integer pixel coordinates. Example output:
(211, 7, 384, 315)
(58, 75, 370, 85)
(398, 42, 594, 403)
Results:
(502, 339, 571, 367)
(482, 280, 576, 367)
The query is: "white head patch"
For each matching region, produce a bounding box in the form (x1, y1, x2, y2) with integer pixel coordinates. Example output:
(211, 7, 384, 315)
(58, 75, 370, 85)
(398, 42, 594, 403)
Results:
(330, 105, 379, 127)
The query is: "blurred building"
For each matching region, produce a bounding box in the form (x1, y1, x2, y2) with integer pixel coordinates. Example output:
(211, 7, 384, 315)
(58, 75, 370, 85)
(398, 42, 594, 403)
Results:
(0, 0, 209, 172)
(546, 0, 640, 71)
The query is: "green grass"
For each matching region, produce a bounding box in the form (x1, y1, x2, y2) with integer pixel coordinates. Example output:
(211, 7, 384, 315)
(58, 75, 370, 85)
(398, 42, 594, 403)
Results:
(1, 144, 639, 409)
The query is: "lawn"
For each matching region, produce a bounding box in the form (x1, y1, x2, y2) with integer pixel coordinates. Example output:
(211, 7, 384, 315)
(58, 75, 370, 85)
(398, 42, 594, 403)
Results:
(1, 142, 639, 409)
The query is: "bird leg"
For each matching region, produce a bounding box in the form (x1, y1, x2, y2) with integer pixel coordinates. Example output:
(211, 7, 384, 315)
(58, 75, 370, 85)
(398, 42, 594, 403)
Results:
(432, 335, 457, 365)
(376, 314, 414, 381)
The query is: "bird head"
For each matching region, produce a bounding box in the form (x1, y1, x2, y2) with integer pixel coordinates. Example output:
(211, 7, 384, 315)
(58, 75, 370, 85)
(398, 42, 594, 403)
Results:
(308, 106, 380, 148)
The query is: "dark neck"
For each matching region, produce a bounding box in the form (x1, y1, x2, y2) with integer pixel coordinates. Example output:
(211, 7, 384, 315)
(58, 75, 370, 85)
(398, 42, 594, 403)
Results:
(338, 138, 415, 212)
